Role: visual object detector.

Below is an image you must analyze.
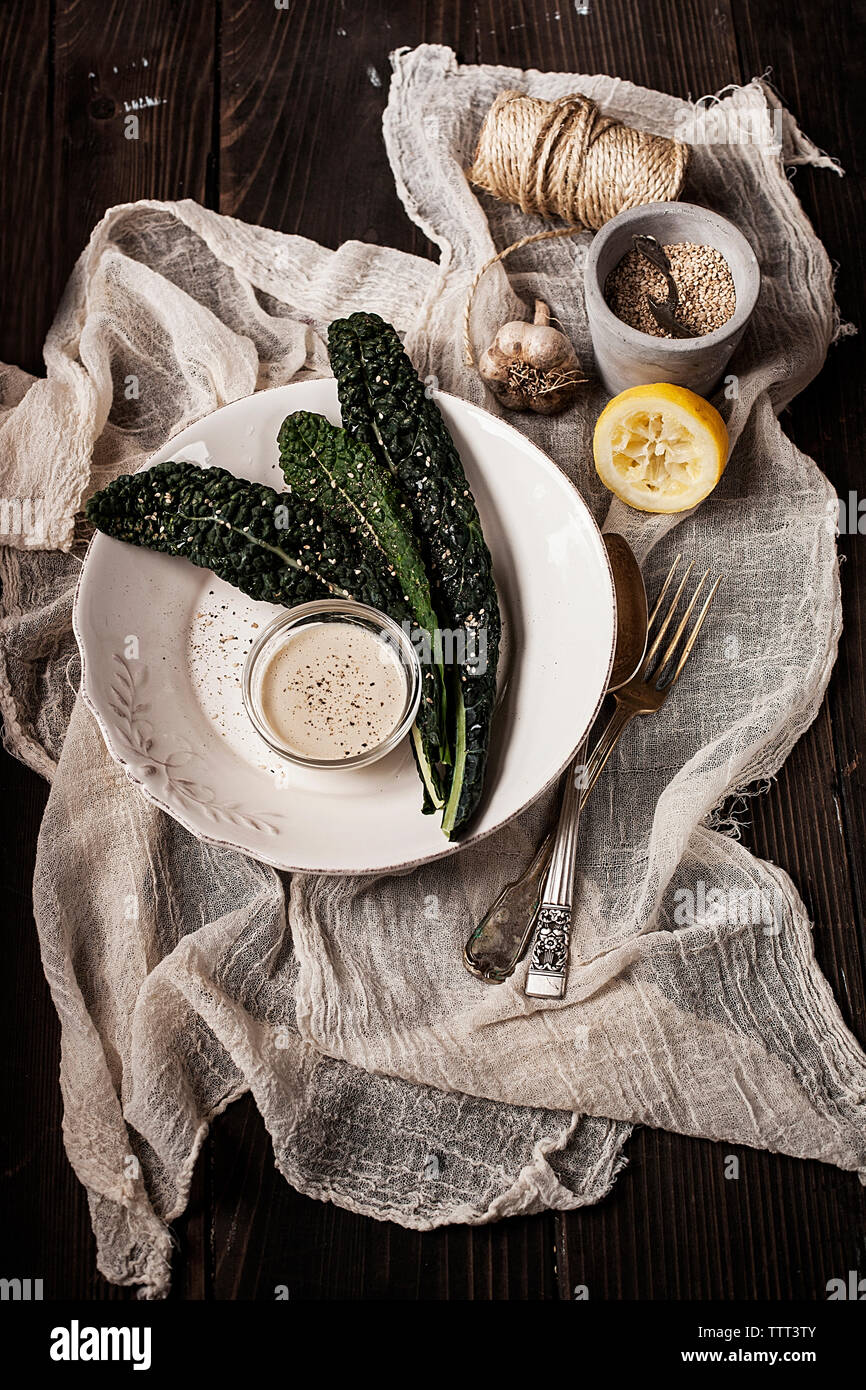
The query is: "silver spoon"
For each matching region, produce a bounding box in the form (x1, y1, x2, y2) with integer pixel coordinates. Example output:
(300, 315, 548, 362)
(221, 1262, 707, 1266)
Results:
(632, 234, 698, 340)
(463, 534, 648, 984)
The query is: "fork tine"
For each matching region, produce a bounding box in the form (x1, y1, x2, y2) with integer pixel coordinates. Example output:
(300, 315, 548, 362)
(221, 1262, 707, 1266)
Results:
(642, 559, 695, 675)
(652, 570, 709, 682)
(664, 575, 723, 688)
(646, 555, 681, 634)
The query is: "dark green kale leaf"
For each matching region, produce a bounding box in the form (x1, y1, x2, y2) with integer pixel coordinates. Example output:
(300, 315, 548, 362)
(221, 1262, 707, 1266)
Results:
(277, 410, 450, 808)
(85, 460, 408, 618)
(327, 312, 501, 837)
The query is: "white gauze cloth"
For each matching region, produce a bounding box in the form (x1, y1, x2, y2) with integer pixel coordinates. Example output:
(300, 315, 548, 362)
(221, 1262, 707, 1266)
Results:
(0, 47, 863, 1297)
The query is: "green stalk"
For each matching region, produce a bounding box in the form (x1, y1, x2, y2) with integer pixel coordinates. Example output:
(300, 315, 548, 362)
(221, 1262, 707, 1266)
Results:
(412, 726, 445, 811)
(440, 682, 467, 839)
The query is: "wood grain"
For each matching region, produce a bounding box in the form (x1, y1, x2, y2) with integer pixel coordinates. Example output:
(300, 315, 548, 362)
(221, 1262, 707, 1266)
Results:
(1, 0, 864, 1301)
(219, 0, 430, 254)
(53, 0, 216, 290)
(0, 0, 55, 373)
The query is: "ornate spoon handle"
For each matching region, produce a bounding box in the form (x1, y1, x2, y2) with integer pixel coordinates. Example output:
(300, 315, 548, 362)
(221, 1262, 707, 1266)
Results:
(524, 751, 583, 998)
(462, 835, 552, 983)
(463, 704, 636, 983)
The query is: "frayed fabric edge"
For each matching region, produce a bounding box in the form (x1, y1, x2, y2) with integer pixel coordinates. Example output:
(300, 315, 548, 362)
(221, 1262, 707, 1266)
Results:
(272, 1114, 632, 1230)
(687, 73, 844, 176)
(705, 779, 775, 840)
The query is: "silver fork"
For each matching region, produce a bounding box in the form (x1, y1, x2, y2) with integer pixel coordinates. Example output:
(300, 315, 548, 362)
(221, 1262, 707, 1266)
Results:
(523, 556, 723, 998)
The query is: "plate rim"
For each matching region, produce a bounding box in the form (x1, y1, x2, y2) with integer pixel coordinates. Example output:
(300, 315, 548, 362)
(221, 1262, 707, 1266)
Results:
(74, 382, 617, 874)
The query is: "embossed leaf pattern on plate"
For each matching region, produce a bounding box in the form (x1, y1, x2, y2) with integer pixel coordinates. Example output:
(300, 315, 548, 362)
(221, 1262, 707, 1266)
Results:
(108, 654, 282, 836)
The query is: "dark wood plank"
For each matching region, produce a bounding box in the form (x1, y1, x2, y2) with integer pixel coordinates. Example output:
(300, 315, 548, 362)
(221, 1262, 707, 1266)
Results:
(0, 1, 101, 1302)
(557, 1126, 866, 1300)
(53, 0, 217, 293)
(477, 0, 741, 99)
(0, 0, 55, 374)
(50, 0, 219, 1301)
(220, 0, 428, 253)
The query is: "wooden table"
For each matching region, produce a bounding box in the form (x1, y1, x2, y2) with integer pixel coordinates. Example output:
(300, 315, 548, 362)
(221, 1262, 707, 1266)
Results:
(2, 0, 863, 1301)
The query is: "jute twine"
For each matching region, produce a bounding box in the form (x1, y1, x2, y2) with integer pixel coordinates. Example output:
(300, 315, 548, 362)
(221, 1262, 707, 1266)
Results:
(463, 90, 690, 366)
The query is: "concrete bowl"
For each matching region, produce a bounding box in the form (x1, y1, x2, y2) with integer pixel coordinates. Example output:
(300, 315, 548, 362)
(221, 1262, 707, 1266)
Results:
(584, 200, 761, 398)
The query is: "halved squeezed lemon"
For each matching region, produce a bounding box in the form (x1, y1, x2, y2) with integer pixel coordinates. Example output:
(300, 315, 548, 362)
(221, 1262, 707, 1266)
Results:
(593, 383, 728, 513)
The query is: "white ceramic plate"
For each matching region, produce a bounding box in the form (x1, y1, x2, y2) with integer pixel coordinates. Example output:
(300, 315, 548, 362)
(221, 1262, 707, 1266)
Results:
(74, 381, 615, 873)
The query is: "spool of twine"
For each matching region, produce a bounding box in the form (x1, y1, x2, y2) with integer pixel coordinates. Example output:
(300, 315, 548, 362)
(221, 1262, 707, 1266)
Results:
(463, 90, 690, 366)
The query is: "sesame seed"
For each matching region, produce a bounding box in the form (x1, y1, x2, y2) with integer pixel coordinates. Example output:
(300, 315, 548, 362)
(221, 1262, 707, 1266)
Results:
(605, 242, 736, 338)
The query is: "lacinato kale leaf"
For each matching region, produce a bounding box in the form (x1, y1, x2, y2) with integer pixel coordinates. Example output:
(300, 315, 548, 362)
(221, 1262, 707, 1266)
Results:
(327, 312, 501, 836)
(85, 460, 408, 618)
(277, 410, 450, 807)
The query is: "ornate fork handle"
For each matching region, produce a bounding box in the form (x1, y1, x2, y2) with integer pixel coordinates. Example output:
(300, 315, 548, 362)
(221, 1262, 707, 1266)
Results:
(463, 704, 636, 983)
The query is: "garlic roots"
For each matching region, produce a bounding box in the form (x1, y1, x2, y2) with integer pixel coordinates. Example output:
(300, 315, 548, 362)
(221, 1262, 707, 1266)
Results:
(478, 300, 585, 414)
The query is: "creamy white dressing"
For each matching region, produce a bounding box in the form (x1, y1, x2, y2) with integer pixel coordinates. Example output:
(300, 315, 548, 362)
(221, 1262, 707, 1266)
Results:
(258, 621, 407, 760)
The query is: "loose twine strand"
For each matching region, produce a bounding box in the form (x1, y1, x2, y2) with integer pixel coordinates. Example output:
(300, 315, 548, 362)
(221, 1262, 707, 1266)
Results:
(463, 90, 689, 366)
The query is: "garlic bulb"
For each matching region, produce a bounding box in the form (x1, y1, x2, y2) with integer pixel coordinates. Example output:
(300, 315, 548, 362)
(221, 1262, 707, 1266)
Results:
(478, 300, 585, 414)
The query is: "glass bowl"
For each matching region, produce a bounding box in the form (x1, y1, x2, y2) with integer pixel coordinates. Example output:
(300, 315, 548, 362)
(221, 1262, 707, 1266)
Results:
(242, 599, 422, 770)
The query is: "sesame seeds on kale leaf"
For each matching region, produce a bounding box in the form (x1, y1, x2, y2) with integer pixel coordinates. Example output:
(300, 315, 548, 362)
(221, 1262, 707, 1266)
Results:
(85, 460, 408, 618)
(327, 312, 501, 837)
